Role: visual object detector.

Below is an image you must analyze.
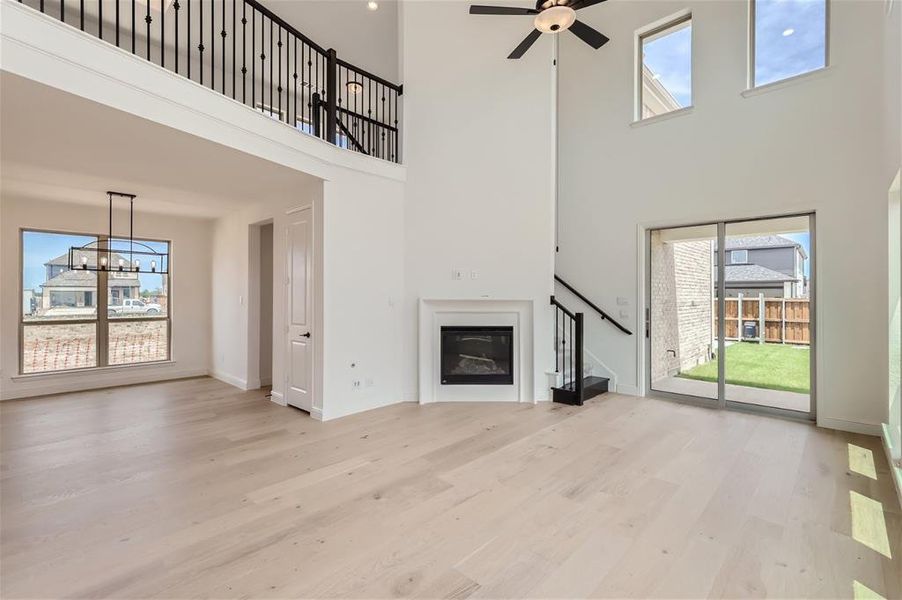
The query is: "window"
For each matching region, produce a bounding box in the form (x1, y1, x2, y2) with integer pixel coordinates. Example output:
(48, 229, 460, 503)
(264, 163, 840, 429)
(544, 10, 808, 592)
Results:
(751, 0, 827, 88)
(20, 230, 170, 374)
(731, 249, 749, 264)
(638, 14, 692, 121)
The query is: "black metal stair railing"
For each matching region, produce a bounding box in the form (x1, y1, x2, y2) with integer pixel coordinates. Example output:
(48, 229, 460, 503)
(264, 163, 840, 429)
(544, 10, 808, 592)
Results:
(16, 0, 403, 163)
(551, 295, 584, 403)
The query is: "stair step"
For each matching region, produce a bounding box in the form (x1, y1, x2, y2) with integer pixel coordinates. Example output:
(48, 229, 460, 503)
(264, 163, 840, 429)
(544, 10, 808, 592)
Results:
(551, 376, 609, 406)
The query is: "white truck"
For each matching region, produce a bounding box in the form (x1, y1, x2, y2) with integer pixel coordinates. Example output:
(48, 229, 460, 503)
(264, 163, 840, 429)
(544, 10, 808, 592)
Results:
(108, 298, 163, 315)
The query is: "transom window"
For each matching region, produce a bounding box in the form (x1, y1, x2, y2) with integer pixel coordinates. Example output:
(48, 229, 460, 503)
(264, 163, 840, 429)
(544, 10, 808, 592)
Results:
(20, 230, 171, 374)
(637, 14, 692, 121)
(751, 0, 828, 88)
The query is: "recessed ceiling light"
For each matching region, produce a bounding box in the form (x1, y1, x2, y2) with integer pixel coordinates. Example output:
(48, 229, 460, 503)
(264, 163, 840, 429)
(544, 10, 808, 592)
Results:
(367, 1, 379, 10)
(782, 28, 795, 37)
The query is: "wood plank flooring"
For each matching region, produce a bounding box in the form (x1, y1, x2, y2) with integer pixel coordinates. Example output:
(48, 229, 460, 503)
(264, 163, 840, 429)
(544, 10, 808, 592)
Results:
(1, 377, 899, 599)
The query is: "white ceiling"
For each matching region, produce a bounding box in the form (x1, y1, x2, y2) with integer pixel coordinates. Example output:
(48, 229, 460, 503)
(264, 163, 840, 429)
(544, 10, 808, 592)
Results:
(0, 72, 317, 218)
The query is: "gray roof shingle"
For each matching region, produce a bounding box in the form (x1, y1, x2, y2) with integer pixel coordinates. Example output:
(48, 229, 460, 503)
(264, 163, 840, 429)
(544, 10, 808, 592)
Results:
(723, 235, 808, 259)
(722, 264, 797, 283)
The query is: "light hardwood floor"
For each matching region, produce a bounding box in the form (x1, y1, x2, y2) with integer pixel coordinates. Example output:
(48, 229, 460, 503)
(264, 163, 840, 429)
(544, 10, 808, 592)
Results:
(1, 377, 900, 599)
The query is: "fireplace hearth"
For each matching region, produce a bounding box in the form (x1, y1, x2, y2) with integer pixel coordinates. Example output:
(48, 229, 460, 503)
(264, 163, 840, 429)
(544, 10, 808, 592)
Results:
(440, 326, 514, 385)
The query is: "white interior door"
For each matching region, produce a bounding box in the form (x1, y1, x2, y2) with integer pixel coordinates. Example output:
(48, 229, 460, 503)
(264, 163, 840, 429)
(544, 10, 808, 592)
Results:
(285, 207, 314, 412)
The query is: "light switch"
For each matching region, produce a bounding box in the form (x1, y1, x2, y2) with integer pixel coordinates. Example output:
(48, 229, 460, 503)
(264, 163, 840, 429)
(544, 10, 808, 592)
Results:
(616, 297, 628, 306)
(452, 268, 464, 280)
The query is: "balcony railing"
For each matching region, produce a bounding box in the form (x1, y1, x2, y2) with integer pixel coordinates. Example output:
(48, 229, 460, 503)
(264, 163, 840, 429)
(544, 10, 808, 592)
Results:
(15, 0, 403, 163)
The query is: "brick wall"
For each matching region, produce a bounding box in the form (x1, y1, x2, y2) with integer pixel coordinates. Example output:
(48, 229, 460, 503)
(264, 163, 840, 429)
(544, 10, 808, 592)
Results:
(650, 233, 713, 381)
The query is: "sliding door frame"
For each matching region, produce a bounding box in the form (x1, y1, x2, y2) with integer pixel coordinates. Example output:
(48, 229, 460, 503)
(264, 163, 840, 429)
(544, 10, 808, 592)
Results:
(645, 212, 816, 422)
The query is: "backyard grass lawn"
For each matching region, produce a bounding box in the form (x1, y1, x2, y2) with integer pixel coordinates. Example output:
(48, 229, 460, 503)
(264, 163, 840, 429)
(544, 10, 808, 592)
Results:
(678, 342, 810, 394)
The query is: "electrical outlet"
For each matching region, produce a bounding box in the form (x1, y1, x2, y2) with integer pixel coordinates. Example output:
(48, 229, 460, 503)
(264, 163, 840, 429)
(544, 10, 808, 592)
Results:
(617, 297, 628, 306)
(470, 270, 479, 280)
(352, 380, 362, 390)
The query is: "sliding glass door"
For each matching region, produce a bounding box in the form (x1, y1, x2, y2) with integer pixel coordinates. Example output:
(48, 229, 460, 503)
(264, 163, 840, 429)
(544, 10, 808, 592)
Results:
(648, 214, 815, 418)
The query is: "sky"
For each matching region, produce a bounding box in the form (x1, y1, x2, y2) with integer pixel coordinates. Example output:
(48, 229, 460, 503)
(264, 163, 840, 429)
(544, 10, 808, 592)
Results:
(22, 231, 167, 293)
(643, 0, 826, 107)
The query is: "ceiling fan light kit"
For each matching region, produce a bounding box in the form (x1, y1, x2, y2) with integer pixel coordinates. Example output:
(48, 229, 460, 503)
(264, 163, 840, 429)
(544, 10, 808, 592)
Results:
(469, 0, 610, 59)
(534, 5, 576, 33)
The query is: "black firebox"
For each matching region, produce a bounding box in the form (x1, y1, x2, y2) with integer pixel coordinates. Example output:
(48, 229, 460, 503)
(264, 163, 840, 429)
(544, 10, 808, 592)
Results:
(440, 326, 514, 385)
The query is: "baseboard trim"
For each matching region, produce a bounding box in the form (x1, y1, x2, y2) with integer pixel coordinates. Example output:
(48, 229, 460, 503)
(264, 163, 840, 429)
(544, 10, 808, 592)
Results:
(269, 390, 287, 406)
(614, 383, 640, 396)
(260, 377, 272, 386)
(817, 417, 882, 436)
(310, 406, 324, 421)
(881, 423, 902, 510)
(211, 370, 247, 390)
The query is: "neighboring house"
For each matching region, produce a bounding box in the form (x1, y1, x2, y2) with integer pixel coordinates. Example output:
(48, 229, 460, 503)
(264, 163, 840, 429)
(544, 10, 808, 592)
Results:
(641, 65, 682, 119)
(717, 235, 808, 298)
(39, 252, 140, 315)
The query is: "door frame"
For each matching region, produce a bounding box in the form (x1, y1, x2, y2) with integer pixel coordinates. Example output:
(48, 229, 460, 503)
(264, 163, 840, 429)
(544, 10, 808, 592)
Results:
(643, 212, 817, 421)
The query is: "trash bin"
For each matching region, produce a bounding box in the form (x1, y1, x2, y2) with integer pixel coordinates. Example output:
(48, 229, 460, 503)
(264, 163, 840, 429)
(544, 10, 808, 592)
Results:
(742, 320, 758, 340)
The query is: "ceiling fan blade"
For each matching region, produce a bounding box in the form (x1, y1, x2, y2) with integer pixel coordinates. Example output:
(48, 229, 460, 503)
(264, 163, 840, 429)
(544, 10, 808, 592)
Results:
(570, 0, 609, 10)
(569, 19, 609, 49)
(470, 5, 538, 15)
(508, 29, 542, 59)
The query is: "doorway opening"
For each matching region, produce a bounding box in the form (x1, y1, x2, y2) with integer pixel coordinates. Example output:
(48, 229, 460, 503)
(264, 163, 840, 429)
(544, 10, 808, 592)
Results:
(259, 222, 274, 387)
(646, 213, 815, 419)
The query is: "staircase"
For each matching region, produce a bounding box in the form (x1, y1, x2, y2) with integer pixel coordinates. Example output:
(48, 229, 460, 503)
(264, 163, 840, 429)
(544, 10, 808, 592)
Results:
(550, 278, 632, 406)
(550, 296, 610, 405)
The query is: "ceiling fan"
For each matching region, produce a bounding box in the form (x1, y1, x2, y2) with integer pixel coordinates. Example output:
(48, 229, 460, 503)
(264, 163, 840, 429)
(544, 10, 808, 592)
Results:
(470, 0, 610, 59)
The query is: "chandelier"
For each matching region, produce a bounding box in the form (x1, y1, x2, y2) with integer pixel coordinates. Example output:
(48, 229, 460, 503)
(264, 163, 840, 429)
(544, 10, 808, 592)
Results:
(67, 191, 169, 274)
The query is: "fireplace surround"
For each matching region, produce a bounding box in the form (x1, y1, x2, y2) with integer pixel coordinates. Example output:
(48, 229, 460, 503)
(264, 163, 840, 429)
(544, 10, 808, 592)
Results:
(440, 326, 514, 385)
(418, 298, 535, 404)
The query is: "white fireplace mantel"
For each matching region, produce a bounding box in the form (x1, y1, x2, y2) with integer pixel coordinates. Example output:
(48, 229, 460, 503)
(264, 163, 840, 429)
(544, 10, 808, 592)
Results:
(418, 298, 535, 404)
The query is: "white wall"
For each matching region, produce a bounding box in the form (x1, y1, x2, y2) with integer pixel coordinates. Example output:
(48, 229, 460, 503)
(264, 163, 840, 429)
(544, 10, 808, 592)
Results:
(211, 170, 405, 420)
(0, 196, 213, 399)
(259, 0, 400, 82)
(400, 0, 557, 402)
(556, 0, 894, 431)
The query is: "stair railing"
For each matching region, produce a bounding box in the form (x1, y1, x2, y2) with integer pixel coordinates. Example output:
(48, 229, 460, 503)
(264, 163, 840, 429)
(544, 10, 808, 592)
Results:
(554, 275, 632, 335)
(551, 295, 584, 403)
(14, 0, 403, 163)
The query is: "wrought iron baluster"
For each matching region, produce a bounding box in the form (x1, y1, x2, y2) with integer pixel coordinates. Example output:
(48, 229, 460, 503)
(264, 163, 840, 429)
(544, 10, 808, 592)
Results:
(199, 0, 204, 84)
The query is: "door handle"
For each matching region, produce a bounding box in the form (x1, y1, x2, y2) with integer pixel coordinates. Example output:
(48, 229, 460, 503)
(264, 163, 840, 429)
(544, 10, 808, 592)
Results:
(300, 332, 311, 338)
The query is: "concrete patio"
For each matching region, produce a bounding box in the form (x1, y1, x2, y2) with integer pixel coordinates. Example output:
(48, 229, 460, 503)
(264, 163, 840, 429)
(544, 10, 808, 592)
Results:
(652, 376, 810, 413)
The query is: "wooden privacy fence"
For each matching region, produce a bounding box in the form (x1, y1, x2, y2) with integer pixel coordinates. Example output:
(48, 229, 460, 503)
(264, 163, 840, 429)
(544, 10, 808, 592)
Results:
(714, 295, 810, 345)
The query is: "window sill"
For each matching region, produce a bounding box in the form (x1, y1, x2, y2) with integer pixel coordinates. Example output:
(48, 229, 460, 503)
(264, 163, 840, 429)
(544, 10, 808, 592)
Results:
(742, 66, 832, 98)
(12, 360, 176, 380)
(630, 106, 694, 129)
